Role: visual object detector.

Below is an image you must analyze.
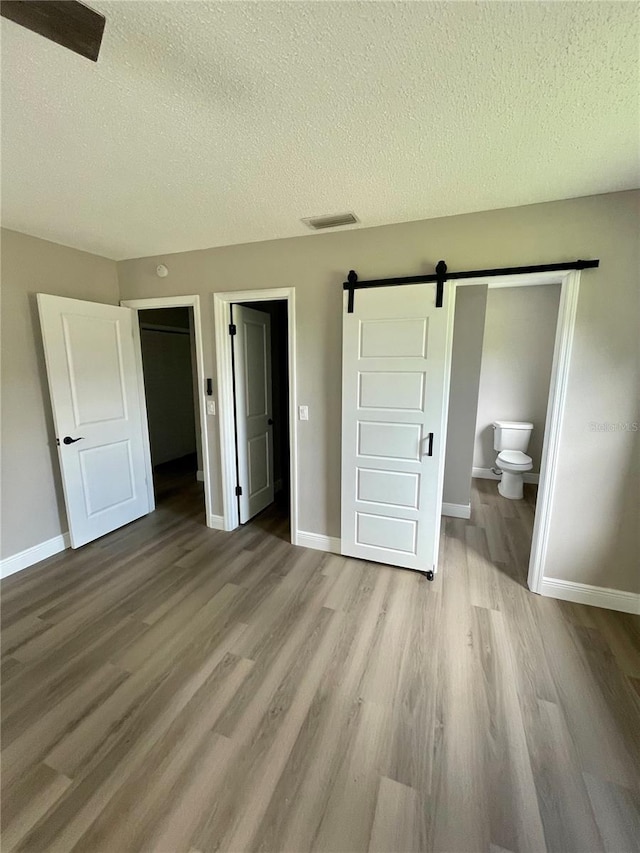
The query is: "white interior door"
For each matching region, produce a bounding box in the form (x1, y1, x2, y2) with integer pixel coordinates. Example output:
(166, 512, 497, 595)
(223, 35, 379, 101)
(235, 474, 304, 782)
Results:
(233, 304, 274, 523)
(341, 283, 453, 573)
(38, 294, 152, 548)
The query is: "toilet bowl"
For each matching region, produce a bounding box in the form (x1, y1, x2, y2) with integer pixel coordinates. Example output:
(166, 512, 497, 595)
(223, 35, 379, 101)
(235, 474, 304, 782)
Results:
(492, 420, 534, 500)
(496, 450, 532, 500)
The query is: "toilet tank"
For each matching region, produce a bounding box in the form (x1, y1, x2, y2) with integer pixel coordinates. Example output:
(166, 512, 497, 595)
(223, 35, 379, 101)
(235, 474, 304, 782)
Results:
(493, 420, 533, 452)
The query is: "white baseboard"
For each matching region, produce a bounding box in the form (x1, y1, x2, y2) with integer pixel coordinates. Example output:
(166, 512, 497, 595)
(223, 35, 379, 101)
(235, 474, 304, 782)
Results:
(1, 532, 71, 580)
(296, 530, 341, 555)
(207, 514, 226, 531)
(540, 577, 640, 615)
(473, 466, 539, 485)
(442, 502, 471, 519)
(196, 470, 204, 482)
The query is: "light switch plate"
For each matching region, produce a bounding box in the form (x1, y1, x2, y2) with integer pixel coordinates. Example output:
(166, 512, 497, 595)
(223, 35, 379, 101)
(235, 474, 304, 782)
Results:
(206, 400, 216, 416)
(298, 405, 309, 421)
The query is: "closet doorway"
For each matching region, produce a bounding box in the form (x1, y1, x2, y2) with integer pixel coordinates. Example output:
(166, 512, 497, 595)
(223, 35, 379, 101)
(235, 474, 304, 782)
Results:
(214, 288, 298, 541)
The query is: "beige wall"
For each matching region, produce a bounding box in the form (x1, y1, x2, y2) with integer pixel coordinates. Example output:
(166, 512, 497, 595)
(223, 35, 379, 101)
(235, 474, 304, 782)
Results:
(118, 190, 640, 593)
(443, 285, 488, 507)
(474, 284, 561, 472)
(0, 229, 119, 558)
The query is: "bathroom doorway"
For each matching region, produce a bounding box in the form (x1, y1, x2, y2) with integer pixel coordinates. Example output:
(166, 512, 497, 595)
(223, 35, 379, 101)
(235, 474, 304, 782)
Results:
(475, 282, 560, 584)
(442, 271, 571, 591)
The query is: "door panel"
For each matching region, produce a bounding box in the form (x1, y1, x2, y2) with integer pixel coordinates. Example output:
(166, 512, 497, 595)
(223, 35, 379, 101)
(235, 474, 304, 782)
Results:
(37, 294, 151, 548)
(356, 513, 417, 553)
(360, 318, 428, 358)
(79, 441, 134, 515)
(358, 422, 422, 460)
(341, 284, 452, 573)
(233, 305, 274, 523)
(63, 314, 127, 424)
(356, 469, 420, 508)
(358, 372, 425, 410)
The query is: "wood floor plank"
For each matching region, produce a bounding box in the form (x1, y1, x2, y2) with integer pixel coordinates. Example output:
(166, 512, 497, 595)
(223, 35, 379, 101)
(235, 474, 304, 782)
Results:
(213, 608, 345, 853)
(583, 772, 640, 853)
(251, 564, 393, 853)
(1, 616, 148, 740)
(71, 656, 253, 852)
(384, 575, 440, 800)
(368, 775, 421, 853)
(474, 607, 547, 853)
(0, 762, 72, 851)
(19, 652, 253, 853)
(532, 699, 605, 852)
(1, 661, 129, 792)
(1, 613, 52, 658)
(44, 619, 249, 779)
(465, 524, 502, 611)
(312, 699, 392, 853)
(429, 518, 491, 853)
(1, 471, 638, 853)
(537, 602, 640, 790)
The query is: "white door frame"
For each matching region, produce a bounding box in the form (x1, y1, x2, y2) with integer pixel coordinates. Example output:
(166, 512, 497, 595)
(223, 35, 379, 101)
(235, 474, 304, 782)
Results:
(451, 269, 581, 593)
(120, 295, 214, 528)
(213, 288, 298, 540)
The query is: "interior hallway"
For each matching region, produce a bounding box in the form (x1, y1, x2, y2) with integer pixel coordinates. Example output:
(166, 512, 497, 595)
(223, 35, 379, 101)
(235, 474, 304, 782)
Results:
(1, 481, 639, 852)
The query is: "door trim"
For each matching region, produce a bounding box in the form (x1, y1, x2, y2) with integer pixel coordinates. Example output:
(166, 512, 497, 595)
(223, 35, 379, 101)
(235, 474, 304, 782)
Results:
(449, 268, 581, 594)
(213, 288, 298, 541)
(120, 295, 214, 528)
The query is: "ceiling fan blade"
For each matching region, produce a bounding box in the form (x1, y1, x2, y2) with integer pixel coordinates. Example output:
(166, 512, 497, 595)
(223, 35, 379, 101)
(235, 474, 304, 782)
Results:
(1, 0, 105, 62)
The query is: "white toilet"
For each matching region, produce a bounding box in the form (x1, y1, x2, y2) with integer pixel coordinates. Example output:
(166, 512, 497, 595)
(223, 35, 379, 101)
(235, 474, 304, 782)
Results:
(492, 420, 534, 500)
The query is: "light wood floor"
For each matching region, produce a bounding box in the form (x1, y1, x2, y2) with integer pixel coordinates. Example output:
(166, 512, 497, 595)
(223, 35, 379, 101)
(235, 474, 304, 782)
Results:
(2, 474, 639, 852)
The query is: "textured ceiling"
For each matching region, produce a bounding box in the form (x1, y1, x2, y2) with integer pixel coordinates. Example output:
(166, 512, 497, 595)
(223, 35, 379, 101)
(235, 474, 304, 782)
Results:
(1, 1, 638, 260)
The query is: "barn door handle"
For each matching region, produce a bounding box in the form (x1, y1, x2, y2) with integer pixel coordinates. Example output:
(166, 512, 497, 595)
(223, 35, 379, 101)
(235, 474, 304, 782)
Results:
(63, 436, 84, 445)
(423, 432, 434, 457)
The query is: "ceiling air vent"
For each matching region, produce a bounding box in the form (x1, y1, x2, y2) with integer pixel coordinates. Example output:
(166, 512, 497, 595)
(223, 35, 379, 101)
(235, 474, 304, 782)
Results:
(302, 212, 359, 230)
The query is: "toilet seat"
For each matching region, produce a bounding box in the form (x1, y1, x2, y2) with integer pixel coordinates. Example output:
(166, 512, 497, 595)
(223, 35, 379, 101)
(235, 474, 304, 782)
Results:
(497, 450, 532, 471)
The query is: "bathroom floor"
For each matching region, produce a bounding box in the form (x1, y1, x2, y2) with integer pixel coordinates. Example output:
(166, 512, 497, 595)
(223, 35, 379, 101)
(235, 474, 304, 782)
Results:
(469, 477, 537, 586)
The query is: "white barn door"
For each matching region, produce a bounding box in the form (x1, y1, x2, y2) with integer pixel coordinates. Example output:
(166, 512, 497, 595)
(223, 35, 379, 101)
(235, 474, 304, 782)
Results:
(232, 304, 274, 523)
(341, 283, 452, 574)
(38, 294, 152, 548)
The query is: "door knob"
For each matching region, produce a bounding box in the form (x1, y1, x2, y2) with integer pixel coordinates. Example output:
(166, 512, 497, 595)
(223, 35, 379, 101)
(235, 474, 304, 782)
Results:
(63, 436, 84, 445)
(268, 418, 274, 425)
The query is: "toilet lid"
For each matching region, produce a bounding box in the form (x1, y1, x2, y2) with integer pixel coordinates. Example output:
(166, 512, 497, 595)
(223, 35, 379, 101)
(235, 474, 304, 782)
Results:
(498, 450, 532, 468)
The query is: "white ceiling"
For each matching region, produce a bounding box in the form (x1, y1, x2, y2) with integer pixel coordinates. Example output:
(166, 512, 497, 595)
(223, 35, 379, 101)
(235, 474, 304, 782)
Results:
(1, 1, 638, 260)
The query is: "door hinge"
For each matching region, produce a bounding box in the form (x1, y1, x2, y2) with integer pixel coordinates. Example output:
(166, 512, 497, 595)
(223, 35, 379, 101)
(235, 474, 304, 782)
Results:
(229, 323, 237, 336)
(235, 485, 242, 496)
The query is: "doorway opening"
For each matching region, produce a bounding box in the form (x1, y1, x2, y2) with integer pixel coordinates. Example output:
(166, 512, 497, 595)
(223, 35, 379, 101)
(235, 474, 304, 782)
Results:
(136, 306, 204, 517)
(231, 300, 290, 537)
(121, 295, 213, 529)
(213, 288, 298, 542)
(444, 274, 565, 590)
